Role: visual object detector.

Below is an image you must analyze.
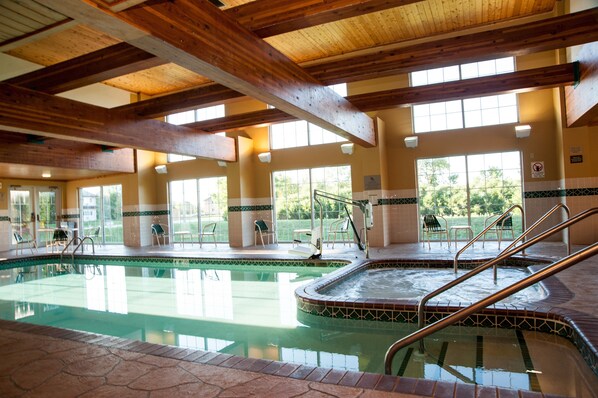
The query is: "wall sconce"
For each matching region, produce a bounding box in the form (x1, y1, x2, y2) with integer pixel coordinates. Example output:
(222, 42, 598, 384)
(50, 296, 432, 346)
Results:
(217, 161, 227, 167)
(515, 124, 531, 138)
(258, 152, 271, 163)
(42, 172, 52, 178)
(154, 164, 168, 174)
(404, 136, 418, 148)
(340, 143, 354, 155)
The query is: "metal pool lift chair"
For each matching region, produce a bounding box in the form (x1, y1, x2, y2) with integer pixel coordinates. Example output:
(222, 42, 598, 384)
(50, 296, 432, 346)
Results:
(254, 219, 278, 247)
(422, 214, 450, 249)
(483, 212, 515, 249)
(14, 231, 38, 255)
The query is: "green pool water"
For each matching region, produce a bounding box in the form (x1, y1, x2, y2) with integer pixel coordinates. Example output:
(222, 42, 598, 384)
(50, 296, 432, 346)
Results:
(0, 259, 596, 396)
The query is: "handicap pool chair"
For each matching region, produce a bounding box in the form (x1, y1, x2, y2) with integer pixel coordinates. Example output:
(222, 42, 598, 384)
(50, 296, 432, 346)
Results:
(289, 228, 322, 259)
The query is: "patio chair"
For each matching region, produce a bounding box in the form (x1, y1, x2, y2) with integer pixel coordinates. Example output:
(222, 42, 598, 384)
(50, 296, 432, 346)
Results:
(85, 226, 102, 247)
(254, 219, 278, 247)
(199, 222, 217, 247)
(14, 231, 38, 255)
(422, 214, 450, 249)
(327, 217, 351, 248)
(483, 213, 515, 249)
(151, 223, 170, 246)
(49, 228, 69, 252)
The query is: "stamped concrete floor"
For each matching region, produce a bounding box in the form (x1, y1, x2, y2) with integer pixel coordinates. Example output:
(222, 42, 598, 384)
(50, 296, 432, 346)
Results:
(0, 240, 594, 397)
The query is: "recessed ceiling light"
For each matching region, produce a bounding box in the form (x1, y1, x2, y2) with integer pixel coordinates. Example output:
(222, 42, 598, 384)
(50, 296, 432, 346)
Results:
(42, 172, 51, 178)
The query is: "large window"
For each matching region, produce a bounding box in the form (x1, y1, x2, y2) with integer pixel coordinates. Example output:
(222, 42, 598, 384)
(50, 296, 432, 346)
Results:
(411, 57, 518, 133)
(79, 185, 123, 244)
(166, 104, 225, 162)
(273, 165, 352, 242)
(169, 177, 228, 243)
(417, 151, 522, 237)
(270, 84, 348, 149)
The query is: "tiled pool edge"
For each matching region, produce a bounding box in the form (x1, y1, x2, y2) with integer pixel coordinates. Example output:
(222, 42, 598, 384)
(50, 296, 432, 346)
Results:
(295, 257, 598, 379)
(0, 319, 543, 397)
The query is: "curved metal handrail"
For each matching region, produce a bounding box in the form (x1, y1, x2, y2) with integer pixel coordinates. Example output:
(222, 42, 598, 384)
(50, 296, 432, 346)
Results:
(385, 241, 598, 375)
(453, 204, 525, 273)
(490, 203, 570, 281)
(60, 236, 80, 263)
(71, 236, 95, 261)
(384, 207, 598, 375)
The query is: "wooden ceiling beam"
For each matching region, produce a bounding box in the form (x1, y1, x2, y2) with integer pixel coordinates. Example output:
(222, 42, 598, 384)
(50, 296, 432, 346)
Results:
(225, 0, 424, 38)
(0, 131, 135, 173)
(0, 83, 236, 161)
(40, 0, 375, 146)
(350, 63, 580, 111)
(115, 83, 244, 118)
(5, 0, 421, 97)
(4, 42, 167, 94)
(306, 7, 598, 84)
(119, 8, 598, 119)
(186, 63, 579, 132)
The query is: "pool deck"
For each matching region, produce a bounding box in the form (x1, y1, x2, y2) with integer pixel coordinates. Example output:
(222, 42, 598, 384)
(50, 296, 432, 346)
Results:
(0, 240, 596, 397)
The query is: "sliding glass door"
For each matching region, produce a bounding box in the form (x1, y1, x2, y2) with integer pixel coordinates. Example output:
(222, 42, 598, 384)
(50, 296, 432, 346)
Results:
(416, 151, 523, 238)
(10, 186, 60, 247)
(79, 185, 123, 244)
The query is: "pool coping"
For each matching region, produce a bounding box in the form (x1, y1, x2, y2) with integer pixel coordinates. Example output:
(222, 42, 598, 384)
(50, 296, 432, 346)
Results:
(0, 252, 594, 396)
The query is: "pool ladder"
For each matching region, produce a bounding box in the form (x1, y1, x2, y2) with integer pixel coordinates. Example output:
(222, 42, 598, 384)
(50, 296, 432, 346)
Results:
(60, 236, 95, 267)
(384, 206, 598, 375)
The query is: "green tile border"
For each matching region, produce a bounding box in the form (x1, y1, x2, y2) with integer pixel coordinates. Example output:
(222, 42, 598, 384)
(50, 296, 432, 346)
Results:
(228, 205, 273, 212)
(122, 210, 170, 217)
(0, 216, 10, 222)
(524, 187, 598, 199)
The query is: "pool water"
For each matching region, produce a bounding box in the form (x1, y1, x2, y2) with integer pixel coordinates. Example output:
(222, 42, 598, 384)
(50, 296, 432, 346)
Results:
(0, 260, 596, 396)
(320, 267, 545, 304)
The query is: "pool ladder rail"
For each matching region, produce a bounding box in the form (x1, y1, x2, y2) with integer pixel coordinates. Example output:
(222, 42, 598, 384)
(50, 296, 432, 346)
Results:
(384, 206, 598, 375)
(59, 236, 95, 266)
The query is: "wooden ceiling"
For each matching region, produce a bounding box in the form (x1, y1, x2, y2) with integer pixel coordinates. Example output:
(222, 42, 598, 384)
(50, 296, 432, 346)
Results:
(0, 0, 596, 181)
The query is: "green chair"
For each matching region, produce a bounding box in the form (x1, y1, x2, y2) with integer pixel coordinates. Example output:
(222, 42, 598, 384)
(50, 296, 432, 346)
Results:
(483, 213, 514, 249)
(422, 214, 450, 249)
(254, 220, 277, 247)
(151, 223, 170, 246)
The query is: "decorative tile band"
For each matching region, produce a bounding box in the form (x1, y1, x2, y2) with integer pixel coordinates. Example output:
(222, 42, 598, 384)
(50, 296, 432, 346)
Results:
(378, 197, 418, 205)
(0, 216, 9, 222)
(524, 188, 598, 199)
(228, 205, 273, 212)
(122, 210, 170, 217)
(61, 214, 80, 219)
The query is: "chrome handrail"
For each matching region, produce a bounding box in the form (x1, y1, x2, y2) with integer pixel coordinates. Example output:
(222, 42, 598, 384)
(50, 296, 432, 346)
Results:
(384, 207, 598, 374)
(59, 236, 80, 263)
(490, 203, 570, 281)
(385, 240, 598, 375)
(453, 204, 525, 273)
(71, 236, 95, 263)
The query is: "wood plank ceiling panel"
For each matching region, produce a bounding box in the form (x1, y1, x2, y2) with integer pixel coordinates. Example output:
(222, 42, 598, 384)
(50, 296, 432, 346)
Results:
(266, 0, 556, 65)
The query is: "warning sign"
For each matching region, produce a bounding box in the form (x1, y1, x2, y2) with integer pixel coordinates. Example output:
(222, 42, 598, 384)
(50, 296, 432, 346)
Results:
(531, 161, 545, 179)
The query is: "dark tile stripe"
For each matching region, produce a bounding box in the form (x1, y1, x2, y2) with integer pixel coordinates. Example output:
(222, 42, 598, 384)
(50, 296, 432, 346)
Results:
(397, 347, 413, 377)
(516, 330, 541, 393)
(475, 335, 484, 385)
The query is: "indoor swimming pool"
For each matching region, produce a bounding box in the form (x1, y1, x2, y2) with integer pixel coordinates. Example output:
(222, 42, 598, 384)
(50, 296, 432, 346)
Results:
(0, 257, 596, 396)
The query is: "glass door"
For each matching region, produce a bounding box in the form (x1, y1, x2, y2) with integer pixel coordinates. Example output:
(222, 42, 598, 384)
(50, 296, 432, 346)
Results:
(80, 185, 123, 245)
(10, 186, 61, 247)
(10, 188, 33, 245)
